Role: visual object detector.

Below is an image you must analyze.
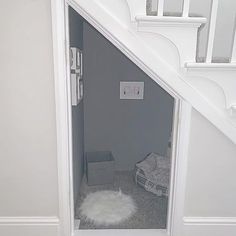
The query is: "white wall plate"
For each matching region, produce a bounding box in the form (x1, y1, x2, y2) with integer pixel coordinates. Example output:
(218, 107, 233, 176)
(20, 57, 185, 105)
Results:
(120, 81, 144, 99)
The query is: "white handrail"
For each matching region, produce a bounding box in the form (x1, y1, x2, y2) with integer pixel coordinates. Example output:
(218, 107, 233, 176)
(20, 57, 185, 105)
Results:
(157, 0, 165, 16)
(206, 0, 219, 63)
(182, 0, 191, 17)
(231, 25, 236, 63)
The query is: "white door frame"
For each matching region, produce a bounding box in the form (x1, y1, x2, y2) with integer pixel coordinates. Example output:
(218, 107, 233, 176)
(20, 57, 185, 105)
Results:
(50, 0, 192, 236)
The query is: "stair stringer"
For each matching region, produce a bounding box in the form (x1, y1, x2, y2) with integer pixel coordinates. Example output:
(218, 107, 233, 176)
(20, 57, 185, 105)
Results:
(68, 0, 236, 146)
(134, 14, 236, 118)
(185, 65, 236, 110)
(135, 15, 207, 67)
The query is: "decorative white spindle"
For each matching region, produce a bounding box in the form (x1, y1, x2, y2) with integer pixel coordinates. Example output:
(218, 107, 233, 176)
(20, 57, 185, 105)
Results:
(157, 0, 165, 16)
(126, 0, 146, 21)
(206, 0, 219, 63)
(151, 0, 158, 12)
(231, 26, 236, 63)
(182, 0, 190, 17)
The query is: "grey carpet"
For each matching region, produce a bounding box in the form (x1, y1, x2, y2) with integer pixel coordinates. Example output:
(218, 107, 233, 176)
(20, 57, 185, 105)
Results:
(75, 171, 168, 229)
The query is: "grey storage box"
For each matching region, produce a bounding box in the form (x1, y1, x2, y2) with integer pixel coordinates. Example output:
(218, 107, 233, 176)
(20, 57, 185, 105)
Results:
(86, 151, 115, 186)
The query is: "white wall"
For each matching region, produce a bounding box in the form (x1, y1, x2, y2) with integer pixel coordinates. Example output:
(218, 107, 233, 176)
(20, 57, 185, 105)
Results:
(183, 109, 236, 235)
(151, 0, 236, 60)
(0, 0, 59, 235)
(1, 1, 236, 236)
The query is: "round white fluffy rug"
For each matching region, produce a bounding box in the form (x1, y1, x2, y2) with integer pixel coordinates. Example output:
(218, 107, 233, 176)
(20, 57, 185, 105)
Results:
(79, 190, 136, 225)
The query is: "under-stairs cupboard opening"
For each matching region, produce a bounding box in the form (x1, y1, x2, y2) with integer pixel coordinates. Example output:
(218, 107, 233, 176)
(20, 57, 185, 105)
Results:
(66, 5, 180, 234)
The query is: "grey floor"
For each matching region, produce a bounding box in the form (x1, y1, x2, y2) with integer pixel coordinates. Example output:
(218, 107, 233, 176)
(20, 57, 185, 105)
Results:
(75, 171, 168, 229)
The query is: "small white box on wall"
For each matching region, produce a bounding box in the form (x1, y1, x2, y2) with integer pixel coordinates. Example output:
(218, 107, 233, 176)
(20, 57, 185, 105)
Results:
(71, 73, 83, 106)
(70, 47, 83, 106)
(71, 73, 78, 106)
(70, 47, 83, 75)
(70, 47, 77, 71)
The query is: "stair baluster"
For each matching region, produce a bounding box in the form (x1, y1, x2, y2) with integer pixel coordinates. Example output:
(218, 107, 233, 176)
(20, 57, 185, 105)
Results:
(157, 0, 165, 16)
(206, 0, 219, 63)
(182, 0, 191, 17)
(231, 23, 236, 63)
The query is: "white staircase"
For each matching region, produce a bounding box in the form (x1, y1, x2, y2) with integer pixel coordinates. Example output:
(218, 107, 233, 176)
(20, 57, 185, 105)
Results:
(69, 0, 236, 144)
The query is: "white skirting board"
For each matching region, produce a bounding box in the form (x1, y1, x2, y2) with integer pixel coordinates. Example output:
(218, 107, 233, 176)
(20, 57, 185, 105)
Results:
(0, 217, 59, 236)
(74, 229, 167, 236)
(183, 217, 236, 236)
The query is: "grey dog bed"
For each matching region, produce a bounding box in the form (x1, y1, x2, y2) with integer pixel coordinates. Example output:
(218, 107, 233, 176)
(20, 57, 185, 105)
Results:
(134, 153, 170, 197)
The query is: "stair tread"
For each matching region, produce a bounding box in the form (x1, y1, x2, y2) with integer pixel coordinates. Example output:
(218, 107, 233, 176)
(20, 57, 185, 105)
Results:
(135, 15, 207, 24)
(185, 62, 236, 70)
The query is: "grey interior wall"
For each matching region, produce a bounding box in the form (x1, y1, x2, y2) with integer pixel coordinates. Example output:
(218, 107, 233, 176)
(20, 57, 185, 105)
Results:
(69, 7, 84, 203)
(83, 22, 174, 171)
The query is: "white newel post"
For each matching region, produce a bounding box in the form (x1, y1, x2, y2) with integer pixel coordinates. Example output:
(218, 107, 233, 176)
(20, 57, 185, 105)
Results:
(182, 0, 190, 17)
(231, 25, 236, 62)
(126, 0, 147, 21)
(157, 0, 165, 16)
(206, 0, 219, 63)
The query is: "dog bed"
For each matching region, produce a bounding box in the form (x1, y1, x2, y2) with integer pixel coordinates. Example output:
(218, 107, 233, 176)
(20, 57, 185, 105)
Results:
(134, 153, 170, 197)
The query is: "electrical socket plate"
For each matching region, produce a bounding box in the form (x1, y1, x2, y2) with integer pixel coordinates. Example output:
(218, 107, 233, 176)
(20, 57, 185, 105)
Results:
(120, 81, 144, 99)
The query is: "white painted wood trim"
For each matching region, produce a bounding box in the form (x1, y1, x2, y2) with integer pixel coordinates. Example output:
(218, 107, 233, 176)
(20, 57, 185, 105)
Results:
(185, 62, 236, 70)
(75, 229, 167, 236)
(170, 102, 192, 236)
(157, 0, 165, 16)
(230, 105, 236, 116)
(51, 0, 73, 235)
(182, 0, 191, 17)
(206, 0, 219, 63)
(231, 25, 236, 63)
(126, 0, 146, 21)
(65, 2, 76, 234)
(151, 0, 158, 12)
(0, 217, 59, 225)
(183, 217, 236, 225)
(166, 99, 180, 235)
(135, 15, 206, 27)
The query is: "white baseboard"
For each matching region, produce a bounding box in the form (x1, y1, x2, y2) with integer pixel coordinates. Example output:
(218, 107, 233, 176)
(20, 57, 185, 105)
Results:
(184, 217, 236, 225)
(74, 229, 167, 236)
(0, 217, 60, 236)
(183, 217, 236, 236)
(0, 216, 59, 225)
